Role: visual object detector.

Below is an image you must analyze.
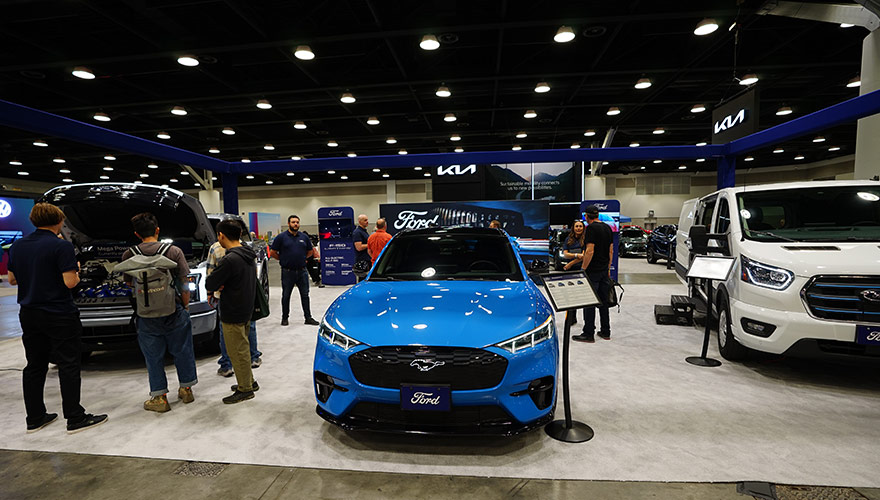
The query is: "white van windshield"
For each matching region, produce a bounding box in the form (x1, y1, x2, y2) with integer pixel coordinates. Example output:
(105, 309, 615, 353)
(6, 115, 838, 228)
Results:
(737, 186, 880, 242)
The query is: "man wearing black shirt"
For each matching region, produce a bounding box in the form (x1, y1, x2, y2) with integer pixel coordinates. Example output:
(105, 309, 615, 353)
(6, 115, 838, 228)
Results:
(270, 215, 319, 326)
(8, 203, 107, 434)
(573, 205, 614, 343)
(352, 213, 370, 280)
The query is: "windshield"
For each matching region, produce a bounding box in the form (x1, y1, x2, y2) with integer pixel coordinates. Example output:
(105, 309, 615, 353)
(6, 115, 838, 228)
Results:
(621, 228, 644, 238)
(737, 186, 880, 242)
(209, 218, 252, 242)
(370, 232, 524, 281)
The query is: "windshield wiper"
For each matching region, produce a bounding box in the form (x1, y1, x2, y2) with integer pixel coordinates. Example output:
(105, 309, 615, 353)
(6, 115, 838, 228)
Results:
(368, 276, 398, 281)
(746, 230, 799, 242)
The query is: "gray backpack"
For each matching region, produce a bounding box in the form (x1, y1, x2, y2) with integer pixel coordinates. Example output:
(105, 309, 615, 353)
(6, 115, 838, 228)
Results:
(115, 243, 179, 318)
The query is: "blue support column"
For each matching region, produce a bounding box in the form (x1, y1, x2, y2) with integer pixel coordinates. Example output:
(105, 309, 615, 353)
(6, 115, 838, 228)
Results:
(717, 156, 736, 189)
(222, 174, 239, 215)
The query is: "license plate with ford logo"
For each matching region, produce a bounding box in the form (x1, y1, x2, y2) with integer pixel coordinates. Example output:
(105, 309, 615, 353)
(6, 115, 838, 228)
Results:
(400, 385, 450, 411)
(856, 325, 880, 346)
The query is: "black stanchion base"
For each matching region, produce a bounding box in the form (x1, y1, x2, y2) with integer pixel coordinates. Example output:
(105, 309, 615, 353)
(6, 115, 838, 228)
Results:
(544, 420, 595, 443)
(686, 356, 722, 367)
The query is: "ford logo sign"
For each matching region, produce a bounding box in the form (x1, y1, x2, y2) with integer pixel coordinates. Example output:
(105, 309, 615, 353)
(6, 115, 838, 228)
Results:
(861, 290, 880, 303)
(0, 200, 11, 219)
(89, 186, 120, 194)
(410, 359, 445, 372)
(327, 209, 344, 217)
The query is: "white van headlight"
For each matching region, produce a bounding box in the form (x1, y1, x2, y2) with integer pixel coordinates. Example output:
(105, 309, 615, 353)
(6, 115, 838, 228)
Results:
(740, 255, 794, 290)
(494, 316, 554, 353)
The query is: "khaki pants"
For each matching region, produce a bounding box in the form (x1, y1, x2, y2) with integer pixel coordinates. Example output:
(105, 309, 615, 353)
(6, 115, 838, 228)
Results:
(222, 322, 254, 392)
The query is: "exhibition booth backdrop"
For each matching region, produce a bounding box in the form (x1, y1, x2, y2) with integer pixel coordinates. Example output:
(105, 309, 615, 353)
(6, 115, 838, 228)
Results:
(0, 197, 35, 274)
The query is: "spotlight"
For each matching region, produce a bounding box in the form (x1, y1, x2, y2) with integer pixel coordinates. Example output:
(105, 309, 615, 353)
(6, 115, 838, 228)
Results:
(450, 134, 461, 141)
(157, 131, 171, 139)
(739, 73, 759, 86)
(177, 55, 199, 67)
(419, 34, 440, 50)
(813, 136, 826, 143)
(93, 112, 111, 122)
(444, 113, 457, 122)
(554, 26, 575, 43)
(570, 143, 581, 149)
(435, 86, 451, 97)
(366, 116, 380, 125)
(523, 109, 537, 118)
(690, 104, 706, 113)
(607, 107, 621, 116)
(386, 137, 397, 144)
(653, 128, 665, 135)
(583, 129, 596, 137)
(534, 81, 550, 93)
(294, 45, 315, 60)
(72, 66, 95, 79)
(340, 92, 356, 104)
(171, 106, 187, 116)
(33, 140, 48, 147)
(398, 149, 408, 155)
(222, 127, 235, 135)
(847, 76, 861, 88)
(264, 144, 275, 150)
(512, 145, 522, 151)
(293, 121, 307, 129)
(776, 106, 793, 116)
(516, 131, 528, 139)
(694, 18, 719, 36)
(327, 140, 338, 147)
(104, 155, 116, 160)
(256, 99, 272, 109)
(634, 78, 652, 89)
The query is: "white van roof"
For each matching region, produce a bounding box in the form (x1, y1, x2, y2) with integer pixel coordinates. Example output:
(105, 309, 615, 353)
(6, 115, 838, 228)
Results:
(704, 179, 879, 198)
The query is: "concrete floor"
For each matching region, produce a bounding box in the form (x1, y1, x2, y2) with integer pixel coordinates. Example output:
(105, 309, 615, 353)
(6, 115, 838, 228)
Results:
(2, 258, 880, 499)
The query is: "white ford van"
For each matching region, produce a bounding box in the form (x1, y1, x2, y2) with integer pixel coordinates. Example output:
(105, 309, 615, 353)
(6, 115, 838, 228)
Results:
(675, 180, 880, 360)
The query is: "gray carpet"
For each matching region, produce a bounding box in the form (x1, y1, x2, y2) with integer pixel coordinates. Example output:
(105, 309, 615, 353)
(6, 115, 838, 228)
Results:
(0, 262, 878, 487)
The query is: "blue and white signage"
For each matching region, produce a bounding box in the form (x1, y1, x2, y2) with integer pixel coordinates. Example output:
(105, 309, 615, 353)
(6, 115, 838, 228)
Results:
(317, 206, 356, 286)
(0, 200, 11, 218)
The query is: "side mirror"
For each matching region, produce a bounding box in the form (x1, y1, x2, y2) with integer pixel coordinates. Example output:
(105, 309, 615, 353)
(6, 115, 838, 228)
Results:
(689, 225, 709, 255)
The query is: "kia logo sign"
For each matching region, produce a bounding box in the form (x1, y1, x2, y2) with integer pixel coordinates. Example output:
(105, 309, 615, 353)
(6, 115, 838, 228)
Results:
(714, 109, 747, 135)
(0, 200, 10, 218)
(437, 164, 476, 176)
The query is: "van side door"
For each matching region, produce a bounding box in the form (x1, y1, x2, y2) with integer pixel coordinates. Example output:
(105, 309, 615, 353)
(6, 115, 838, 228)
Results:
(709, 195, 732, 256)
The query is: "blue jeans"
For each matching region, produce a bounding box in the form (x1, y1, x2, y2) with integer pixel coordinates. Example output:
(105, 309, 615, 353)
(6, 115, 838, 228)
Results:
(217, 304, 261, 371)
(281, 268, 312, 320)
(583, 271, 611, 336)
(136, 305, 198, 397)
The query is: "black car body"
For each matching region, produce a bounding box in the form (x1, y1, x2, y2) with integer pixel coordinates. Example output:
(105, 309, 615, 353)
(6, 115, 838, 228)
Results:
(39, 183, 218, 352)
(548, 228, 571, 271)
(618, 227, 647, 257)
(646, 224, 677, 264)
(206, 213, 270, 297)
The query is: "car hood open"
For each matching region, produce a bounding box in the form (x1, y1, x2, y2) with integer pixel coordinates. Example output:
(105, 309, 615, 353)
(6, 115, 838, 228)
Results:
(323, 280, 547, 347)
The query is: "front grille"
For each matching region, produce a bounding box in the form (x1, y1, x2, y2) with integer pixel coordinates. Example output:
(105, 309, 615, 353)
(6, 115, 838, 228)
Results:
(803, 276, 880, 324)
(348, 402, 512, 429)
(349, 346, 507, 390)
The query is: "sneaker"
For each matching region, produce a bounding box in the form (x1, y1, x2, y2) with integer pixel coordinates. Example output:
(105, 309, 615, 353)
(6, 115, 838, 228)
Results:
(217, 367, 234, 378)
(251, 357, 262, 368)
(231, 380, 259, 392)
(572, 334, 595, 343)
(281, 318, 289, 326)
(26, 413, 58, 434)
(144, 394, 171, 413)
(597, 332, 612, 340)
(222, 390, 255, 404)
(178, 387, 194, 404)
(66, 414, 108, 434)
(304, 317, 319, 326)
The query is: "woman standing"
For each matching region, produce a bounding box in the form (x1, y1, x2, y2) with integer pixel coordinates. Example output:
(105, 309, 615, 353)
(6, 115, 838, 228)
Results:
(561, 220, 586, 325)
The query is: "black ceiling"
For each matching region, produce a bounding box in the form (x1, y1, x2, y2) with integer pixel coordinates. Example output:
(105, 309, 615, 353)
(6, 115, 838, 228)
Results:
(0, 0, 869, 189)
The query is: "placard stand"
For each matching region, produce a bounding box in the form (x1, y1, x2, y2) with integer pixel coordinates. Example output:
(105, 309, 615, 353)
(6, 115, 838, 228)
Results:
(684, 255, 736, 368)
(540, 271, 602, 443)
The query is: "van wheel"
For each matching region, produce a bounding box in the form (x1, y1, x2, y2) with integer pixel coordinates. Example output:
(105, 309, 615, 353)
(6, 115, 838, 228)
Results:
(717, 294, 748, 361)
(647, 247, 657, 264)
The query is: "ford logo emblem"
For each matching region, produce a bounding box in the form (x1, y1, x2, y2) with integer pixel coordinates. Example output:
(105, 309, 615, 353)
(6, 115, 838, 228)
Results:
(89, 186, 120, 194)
(860, 290, 880, 302)
(410, 359, 445, 372)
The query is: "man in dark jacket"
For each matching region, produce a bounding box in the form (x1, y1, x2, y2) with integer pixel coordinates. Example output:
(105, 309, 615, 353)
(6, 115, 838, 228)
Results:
(205, 220, 258, 404)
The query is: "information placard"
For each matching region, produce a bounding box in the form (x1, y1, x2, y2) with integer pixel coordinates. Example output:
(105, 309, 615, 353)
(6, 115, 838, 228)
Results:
(540, 271, 602, 311)
(686, 255, 736, 281)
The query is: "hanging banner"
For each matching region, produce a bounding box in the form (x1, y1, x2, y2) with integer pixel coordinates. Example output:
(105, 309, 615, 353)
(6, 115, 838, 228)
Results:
(579, 199, 621, 281)
(379, 200, 549, 263)
(317, 206, 356, 286)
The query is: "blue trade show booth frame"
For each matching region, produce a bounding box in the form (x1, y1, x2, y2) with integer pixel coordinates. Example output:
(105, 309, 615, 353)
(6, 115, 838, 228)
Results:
(2, 88, 879, 214)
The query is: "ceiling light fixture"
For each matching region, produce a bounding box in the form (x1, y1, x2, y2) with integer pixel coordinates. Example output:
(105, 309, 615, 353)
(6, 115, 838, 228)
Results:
(293, 120, 307, 129)
(103, 166, 113, 171)
(694, 18, 719, 36)
(398, 149, 408, 155)
(813, 136, 826, 143)
(678, 165, 687, 170)
(523, 109, 537, 118)
(33, 140, 48, 147)
(691, 104, 706, 113)
(177, 55, 199, 67)
(386, 137, 397, 144)
(420, 34, 440, 50)
(294, 45, 315, 60)
(444, 113, 457, 122)
(241, 158, 251, 163)
(246, 175, 254, 179)
(516, 131, 528, 139)
(696, 158, 706, 163)
(59, 168, 70, 173)
(744, 156, 755, 162)
(347, 152, 357, 158)
(773, 148, 784, 153)
(570, 143, 581, 149)
(653, 160, 662, 164)
(450, 134, 461, 141)
(93, 112, 110, 122)
(100, 175, 110, 180)
(72, 66, 95, 79)
(104, 155, 116, 160)
(554, 26, 575, 43)
(584, 129, 596, 137)
(535, 81, 550, 93)
(435, 85, 451, 97)
(286, 172, 294, 176)
(264, 144, 275, 150)
(366, 116, 380, 125)
(372, 168, 381, 172)
(794, 155, 805, 160)
(266, 180, 274, 184)
(303, 177, 311, 182)
(382, 173, 390, 178)
(63, 178, 74, 183)
(629, 142, 640, 147)
(327, 170, 336, 174)
(840, 23, 855, 28)
(414, 166, 422, 171)
(424, 172, 431, 177)
(209, 147, 220, 153)
(53, 157, 65, 163)
(292, 156, 302, 160)
(256, 99, 272, 109)
(512, 145, 522, 151)
(847, 76, 861, 88)
(454, 147, 464, 152)
(653, 128, 665, 135)
(607, 106, 621, 116)
(696, 142, 708, 146)
(828, 146, 841, 151)
(776, 106, 793, 116)
(170, 178, 178, 182)
(171, 106, 187, 116)
(739, 73, 759, 86)
(340, 92, 356, 103)
(157, 131, 171, 139)
(222, 127, 235, 135)
(327, 140, 338, 147)
(17, 171, 28, 176)
(340, 176, 348, 180)
(147, 163, 158, 169)
(9, 160, 22, 166)
(140, 173, 149, 178)
(634, 78, 652, 89)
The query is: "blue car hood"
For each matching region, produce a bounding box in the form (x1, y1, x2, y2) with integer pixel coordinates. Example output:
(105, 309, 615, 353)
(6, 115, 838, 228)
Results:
(324, 280, 546, 347)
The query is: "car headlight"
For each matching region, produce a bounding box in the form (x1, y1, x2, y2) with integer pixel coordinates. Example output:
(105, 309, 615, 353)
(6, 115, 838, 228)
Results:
(494, 316, 554, 353)
(186, 268, 206, 302)
(740, 255, 794, 290)
(318, 317, 365, 350)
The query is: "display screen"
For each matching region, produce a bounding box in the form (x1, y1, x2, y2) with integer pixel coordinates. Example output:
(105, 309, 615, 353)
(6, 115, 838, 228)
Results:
(318, 219, 353, 240)
(582, 211, 620, 232)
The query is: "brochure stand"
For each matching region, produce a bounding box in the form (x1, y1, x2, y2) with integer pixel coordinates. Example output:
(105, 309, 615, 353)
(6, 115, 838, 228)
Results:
(685, 255, 736, 368)
(540, 271, 602, 443)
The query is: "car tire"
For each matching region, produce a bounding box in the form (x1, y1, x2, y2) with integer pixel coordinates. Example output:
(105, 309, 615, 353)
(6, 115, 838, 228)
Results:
(717, 293, 748, 361)
(647, 247, 657, 264)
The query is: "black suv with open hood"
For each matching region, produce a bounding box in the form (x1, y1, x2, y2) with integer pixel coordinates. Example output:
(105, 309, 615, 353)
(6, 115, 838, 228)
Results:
(39, 183, 218, 353)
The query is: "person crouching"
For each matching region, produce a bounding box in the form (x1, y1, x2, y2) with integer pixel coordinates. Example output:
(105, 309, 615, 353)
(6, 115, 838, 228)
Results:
(205, 220, 259, 404)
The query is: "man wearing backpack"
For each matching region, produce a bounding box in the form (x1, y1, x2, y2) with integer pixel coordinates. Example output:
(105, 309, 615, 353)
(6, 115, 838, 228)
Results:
(205, 220, 258, 404)
(119, 212, 198, 412)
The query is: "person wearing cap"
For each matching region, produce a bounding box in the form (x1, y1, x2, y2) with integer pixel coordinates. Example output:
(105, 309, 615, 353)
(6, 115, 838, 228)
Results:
(573, 205, 614, 343)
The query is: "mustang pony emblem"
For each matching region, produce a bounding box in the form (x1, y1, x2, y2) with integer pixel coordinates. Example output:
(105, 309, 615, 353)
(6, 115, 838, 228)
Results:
(410, 359, 445, 372)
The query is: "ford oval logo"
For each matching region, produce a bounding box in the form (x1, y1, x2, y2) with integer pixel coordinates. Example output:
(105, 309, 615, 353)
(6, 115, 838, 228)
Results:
(860, 290, 880, 302)
(89, 186, 120, 194)
(410, 359, 445, 372)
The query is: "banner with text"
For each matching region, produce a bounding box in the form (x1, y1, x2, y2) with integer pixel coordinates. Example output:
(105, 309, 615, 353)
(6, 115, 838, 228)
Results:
(317, 206, 356, 286)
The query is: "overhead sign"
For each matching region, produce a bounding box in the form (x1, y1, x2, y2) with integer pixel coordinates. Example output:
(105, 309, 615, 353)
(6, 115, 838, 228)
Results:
(437, 164, 477, 176)
(711, 88, 759, 144)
